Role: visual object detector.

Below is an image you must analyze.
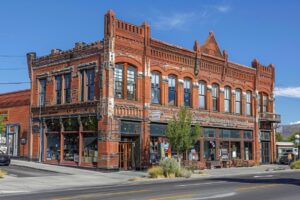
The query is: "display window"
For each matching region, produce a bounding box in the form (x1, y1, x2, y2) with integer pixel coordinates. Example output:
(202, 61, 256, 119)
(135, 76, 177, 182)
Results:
(204, 140, 216, 161)
(63, 133, 79, 162)
(244, 141, 253, 160)
(46, 133, 60, 161)
(150, 137, 170, 164)
(188, 141, 200, 161)
(82, 133, 98, 163)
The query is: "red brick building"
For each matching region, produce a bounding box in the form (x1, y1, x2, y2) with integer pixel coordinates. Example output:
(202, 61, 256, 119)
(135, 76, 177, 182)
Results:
(27, 10, 280, 170)
(0, 89, 36, 159)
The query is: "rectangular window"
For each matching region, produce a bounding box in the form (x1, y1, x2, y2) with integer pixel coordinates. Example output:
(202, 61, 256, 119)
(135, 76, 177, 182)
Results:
(244, 131, 253, 140)
(235, 90, 241, 114)
(39, 78, 46, 106)
(56, 76, 62, 104)
(168, 76, 176, 106)
(244, 141, 253, 160)
(184, 79, 191, 107)
(260, 131, 270, 141)
(220, 129, 240, 139)
(81, 71, 85, 102)
(263, 95, 268, 113)
(258, 94, 261, 113)
(224, 87, 231, 113)
(150, 123, 167, 136)
(86, 69, 95, 101)
(127, 66, 136, 100)
(120, 121, 141, 135)
(199, 82, 206, 109)
(246, 92, 251, 115)
(151, 72, 160, 104)
(64, 73, 71, 103)
(204, 128, 215, 138)
(212, 85, 218, 111)
(114, 64, 124, 98)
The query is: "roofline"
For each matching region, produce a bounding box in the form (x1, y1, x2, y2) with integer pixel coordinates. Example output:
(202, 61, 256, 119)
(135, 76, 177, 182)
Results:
(0, 89, 31, 96)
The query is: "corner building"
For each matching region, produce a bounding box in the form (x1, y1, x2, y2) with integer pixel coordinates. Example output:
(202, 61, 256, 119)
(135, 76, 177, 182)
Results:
(27, 10, 280, 170)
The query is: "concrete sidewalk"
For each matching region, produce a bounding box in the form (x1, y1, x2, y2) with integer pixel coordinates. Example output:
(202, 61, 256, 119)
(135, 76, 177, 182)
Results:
(0, 160, 296, 195)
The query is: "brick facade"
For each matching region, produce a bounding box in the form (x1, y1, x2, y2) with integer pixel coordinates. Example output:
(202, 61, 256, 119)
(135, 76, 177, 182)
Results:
(26, 10, 280, 169)
(0, 90, 33, 158)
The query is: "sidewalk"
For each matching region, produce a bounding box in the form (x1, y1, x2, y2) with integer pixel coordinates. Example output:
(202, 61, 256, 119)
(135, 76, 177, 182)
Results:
(0, 160, 296, 195)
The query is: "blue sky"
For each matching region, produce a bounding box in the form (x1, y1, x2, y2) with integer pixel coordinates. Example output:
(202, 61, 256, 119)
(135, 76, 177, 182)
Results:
(0, 0, 299, 125)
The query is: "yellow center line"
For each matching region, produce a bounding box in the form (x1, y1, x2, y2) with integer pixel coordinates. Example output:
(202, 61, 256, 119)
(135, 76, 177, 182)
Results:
(147, 193, 196, 200)
(237, 183, 282, 191)
(51, 189, 151, 200)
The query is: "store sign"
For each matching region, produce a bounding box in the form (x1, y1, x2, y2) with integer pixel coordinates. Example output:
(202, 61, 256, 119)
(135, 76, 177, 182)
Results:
(149, 110, 161, 121)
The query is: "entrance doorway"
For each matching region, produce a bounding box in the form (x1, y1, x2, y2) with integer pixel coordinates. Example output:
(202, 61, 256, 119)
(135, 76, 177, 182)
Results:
(261, 141, 270, 164)
(6, 124, 19, 157)
(119, 136, 140, 170)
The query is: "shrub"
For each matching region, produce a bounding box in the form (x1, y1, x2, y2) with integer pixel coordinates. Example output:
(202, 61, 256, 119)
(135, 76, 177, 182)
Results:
(290, 160, 300, 169)
(177, 168, 192, 178)
(148, 166, 164, 178)
(159, 158, 179, 178)
(0, 169, 6, 178)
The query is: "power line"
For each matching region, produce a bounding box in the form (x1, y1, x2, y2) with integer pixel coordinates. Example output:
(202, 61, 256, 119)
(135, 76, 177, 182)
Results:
(0, 54, 25, 58)
(0, 82, 31, 85)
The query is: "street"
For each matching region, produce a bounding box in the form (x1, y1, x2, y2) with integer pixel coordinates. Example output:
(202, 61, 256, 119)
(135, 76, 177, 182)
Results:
(1, 171, 300, 200)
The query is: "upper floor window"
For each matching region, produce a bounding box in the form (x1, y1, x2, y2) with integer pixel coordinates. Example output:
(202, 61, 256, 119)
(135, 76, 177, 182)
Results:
(184, 78, 191, 107)
(235, 89, 241, 114)
(168, 75, 176, 106)
(151, 71, 161, 104)
(39, 78, 46, 106)
(114, 63, 137, 100)
(258, 93, 261, 113)
(114, 63, 124, 98)
(212, 84, 219, 111)
(127, 65, 136, 100)
(64, 73, 71, 104)
(246, 91, 252, 116)
(86, 69, 95, 101)
(55, 76, 62, 105)
(199, 81, 206, 109)
(262, 94, 268, 113)
(224, 86, 231, 113)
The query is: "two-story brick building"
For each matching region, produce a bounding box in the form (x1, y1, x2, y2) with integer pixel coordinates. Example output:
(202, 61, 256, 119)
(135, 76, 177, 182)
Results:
(26, 10, 280, 170)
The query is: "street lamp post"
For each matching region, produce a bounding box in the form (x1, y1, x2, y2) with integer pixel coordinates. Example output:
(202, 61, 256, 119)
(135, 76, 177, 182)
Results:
(295, 134, 300, 160)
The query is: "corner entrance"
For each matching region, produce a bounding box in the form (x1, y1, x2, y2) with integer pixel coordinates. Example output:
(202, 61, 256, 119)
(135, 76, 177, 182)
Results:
(260, 131, 271, 164)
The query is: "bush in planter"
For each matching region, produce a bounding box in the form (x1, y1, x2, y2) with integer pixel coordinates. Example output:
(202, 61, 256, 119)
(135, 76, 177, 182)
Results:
(176, 168, 192, 178)
(159, 158, 179, 178)
(148, 166, 164, 178)
(290, 160, 300, 169)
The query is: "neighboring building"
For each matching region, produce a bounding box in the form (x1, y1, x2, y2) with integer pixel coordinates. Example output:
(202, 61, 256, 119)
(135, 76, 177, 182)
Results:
(0, 90, 35, 159)
(26, 10, 280, 170)
(276, 142, 294, 163)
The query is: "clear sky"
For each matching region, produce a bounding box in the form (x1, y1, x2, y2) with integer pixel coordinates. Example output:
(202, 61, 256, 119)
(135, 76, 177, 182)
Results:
(0, 0, 299, 125)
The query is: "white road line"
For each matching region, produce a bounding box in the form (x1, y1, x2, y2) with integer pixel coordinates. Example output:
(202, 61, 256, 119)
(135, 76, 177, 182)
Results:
(254, 175, 274, 178)
(176, 192, 237, 200)
(176, 181, 225, 187)
(0, 190, 27, 194)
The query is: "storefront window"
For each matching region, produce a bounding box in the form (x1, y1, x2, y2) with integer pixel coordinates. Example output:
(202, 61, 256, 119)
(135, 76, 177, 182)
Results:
(220, 129, 240, 139)
(231, 142, 241, 159)
(244, 131, 253, 140)
(46, 133, 60, 160)
(244, 141, 253, 160)
(204, 128, 215, 138)
(63, 133, 79, 162)
(188, 141, 200, 161)
(82, 133, 98, 163)
(260, 131, 270, 141)
(204, 140, 216, 161)
(220, 141, 229, 160)
(120, 121, 141, 135)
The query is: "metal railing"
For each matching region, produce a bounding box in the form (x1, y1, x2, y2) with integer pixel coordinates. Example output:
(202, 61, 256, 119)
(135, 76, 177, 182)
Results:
(259, 112, 281, 123)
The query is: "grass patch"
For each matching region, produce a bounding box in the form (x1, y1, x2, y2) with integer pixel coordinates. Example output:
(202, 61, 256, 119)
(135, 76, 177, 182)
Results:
(290, 160, 300, 169)
(0, 169, 6, 178)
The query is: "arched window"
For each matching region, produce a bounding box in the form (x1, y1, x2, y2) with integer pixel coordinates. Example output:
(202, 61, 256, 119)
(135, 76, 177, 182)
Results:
(235, 89, 241, 114)
(184, 78, 191, 107)
(168, 75, 176, 106)
(127, 65, 136, 100)
(246, 91, 252, 116)
(114, 63, 137, 100)
(114, 63, 124, 98)
(199, 81, 206, 109)
(224, 86, 231, 113)
(151, 71, 161, 104)
(212, 84, 219, 111)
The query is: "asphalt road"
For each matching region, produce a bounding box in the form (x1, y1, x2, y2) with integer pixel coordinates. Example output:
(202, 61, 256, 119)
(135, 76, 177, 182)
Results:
(0, 165, 61, 177)
(2, 171, 300, 200)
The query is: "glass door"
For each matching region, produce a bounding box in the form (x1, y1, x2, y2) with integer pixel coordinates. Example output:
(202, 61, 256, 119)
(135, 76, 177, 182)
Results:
(261, 142, 270, 164)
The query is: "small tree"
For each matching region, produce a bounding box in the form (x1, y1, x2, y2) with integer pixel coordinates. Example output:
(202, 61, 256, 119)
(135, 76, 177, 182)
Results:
(276, 132, 285, 142)
(0, 116, 5, 134)
(166, 106, 201, 166)
(287, 131, 300, 144)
